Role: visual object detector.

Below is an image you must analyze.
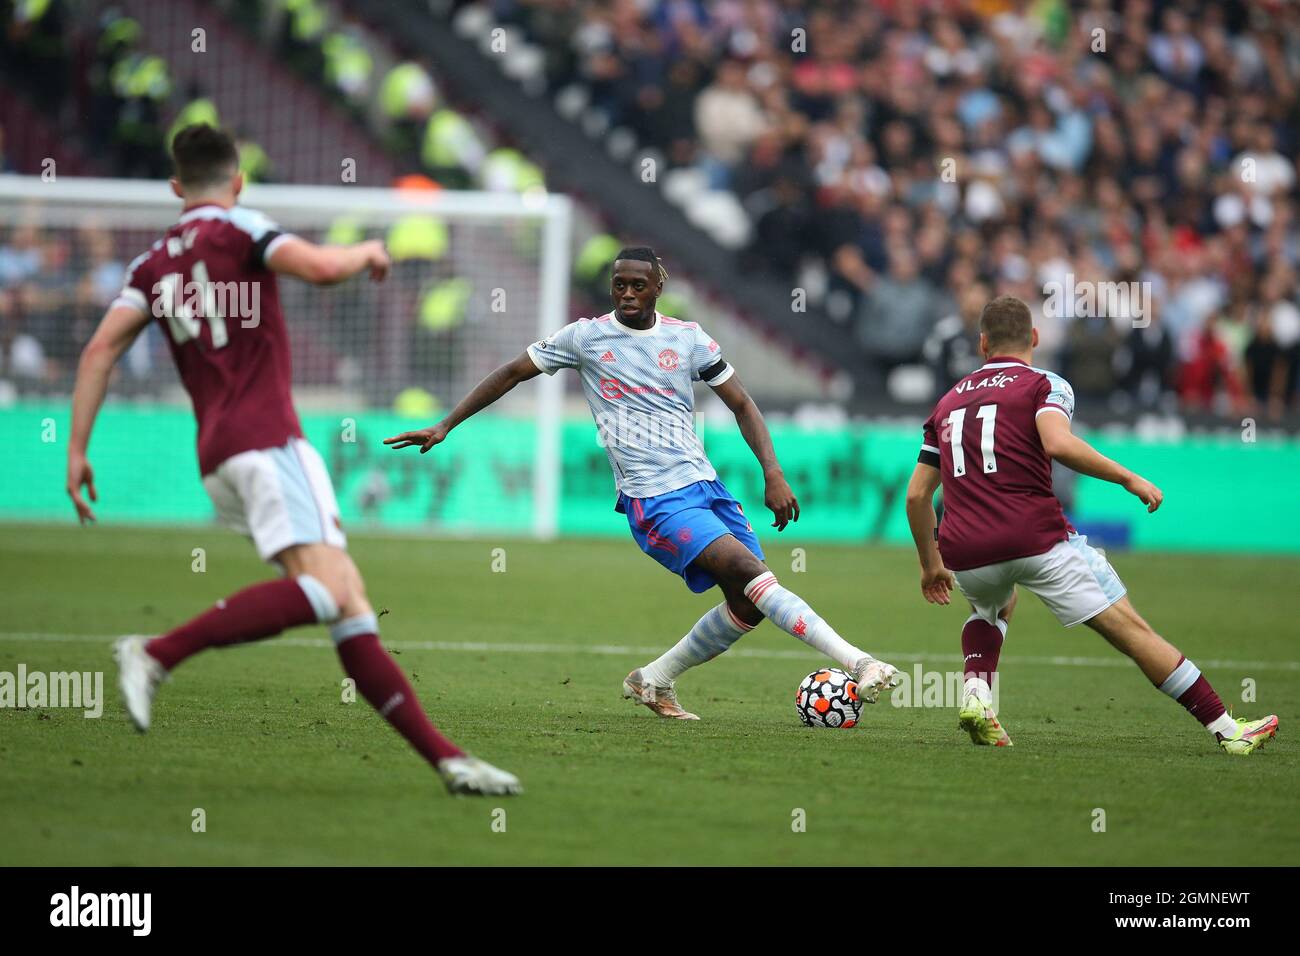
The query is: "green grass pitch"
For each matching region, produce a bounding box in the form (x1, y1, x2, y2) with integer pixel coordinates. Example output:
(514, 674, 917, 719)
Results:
(0, 524, 1296, 866)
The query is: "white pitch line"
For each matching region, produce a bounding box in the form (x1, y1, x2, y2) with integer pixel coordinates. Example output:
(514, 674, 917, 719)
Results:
(0, 632, 1297, 672)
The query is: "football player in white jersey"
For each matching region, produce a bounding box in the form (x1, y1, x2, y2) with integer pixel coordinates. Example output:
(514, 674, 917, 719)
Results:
(387, 248, 899, 718)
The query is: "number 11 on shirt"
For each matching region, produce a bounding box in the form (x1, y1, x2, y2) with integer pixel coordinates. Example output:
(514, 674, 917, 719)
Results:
(948, 404, 998, 477)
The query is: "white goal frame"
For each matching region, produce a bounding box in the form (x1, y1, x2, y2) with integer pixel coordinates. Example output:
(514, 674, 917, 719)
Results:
(0, 174, 573, 539)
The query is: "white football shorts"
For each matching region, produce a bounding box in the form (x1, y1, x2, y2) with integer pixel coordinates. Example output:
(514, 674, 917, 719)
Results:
(953, 533, 1127, 628)
(202, 437, 347, 562)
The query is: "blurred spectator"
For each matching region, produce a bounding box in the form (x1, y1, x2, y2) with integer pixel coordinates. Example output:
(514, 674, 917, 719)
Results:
(1180, 317, 1247, 414)
(855, 246, 942, 373)
(924, 281, 989, 392)
(1062, 313, 1122, 406)
(1244, 270, 1300, 418)
(694, 59, 769, 188)
(0, 223, 41, 287)
(1115, 311, 1176, 411)
(745, 170, 812, 278)
(0, 286, 47, 382)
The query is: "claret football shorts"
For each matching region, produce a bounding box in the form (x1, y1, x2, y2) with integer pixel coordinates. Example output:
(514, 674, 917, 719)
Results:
(201, 438, 347, 562)
(953, 533, 1127, 628)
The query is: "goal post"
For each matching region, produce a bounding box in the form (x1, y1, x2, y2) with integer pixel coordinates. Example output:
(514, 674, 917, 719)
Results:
(0, 174, 572, 539)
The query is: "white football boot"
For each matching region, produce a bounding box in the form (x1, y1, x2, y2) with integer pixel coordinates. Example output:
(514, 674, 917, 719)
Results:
(113, 635, 167, 732)
(438, 756, 523, 796)
(622, 668, 700, 719)
(851, 655, 901, 704)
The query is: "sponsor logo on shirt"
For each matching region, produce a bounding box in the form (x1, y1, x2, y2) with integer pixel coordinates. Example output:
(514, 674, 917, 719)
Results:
(598, 378, 675, 400)
(599, 350, 617, 363)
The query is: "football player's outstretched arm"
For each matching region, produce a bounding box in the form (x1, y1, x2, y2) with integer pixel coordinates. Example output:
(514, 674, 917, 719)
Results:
(711, 374, 799, 531)
(384, 352, 543, 453)
(904, 462, 954, 605)
(267, 236, 391, 286)
(1036, 411, 1163, 512)
(67, 303, 153, 523)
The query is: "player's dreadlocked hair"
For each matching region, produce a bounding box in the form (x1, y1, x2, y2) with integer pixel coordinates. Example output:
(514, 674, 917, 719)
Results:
(614, 246, 669, 284)
(171, 124, 240, 190)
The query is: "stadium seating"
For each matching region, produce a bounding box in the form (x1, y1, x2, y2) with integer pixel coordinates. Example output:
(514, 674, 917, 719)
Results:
(1, 0, 1297, 421)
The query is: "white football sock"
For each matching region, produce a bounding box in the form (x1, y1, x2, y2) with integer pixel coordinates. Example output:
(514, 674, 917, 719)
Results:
(1205, 712, 1239, 738)
(641, 602, 754, 686)
(963, 677, 992, 706)
(743, 572, 869, 672)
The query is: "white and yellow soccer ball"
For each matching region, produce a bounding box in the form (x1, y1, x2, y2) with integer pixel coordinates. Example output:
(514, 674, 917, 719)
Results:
(795, 668, 862, 728)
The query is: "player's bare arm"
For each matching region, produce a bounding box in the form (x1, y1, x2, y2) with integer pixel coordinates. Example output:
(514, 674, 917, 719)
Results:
(904, 462, 954, 605)
(1036, 411, 1163, 512)
(67, 303, 153, 524)
(384, 351, 542, 453)
(711, 373, 799, 531)
(267, 235, 391, 285)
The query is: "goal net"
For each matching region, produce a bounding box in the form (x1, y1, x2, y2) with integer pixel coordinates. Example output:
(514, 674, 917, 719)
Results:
(0, 175, 571, 537)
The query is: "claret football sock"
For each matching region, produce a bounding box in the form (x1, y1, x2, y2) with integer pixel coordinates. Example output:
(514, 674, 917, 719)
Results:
(1158, 656, 1238, 738)
(642, 602, 755, 686)
(145, 575, 330, 671)
(743, 571, 868, 671)
(961, 615, 1006, 702)
(333, 619, 464, 766)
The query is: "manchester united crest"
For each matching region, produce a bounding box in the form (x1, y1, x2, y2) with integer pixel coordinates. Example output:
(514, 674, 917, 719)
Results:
(657, 348, 679, 371)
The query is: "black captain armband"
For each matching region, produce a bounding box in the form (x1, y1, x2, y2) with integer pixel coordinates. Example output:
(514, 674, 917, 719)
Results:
(700, 359, 731, 383)
(918, 447, 941, 467)
(250, 229, 283, 266)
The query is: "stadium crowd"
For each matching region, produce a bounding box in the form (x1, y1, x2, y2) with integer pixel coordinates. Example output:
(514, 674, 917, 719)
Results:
(2, 0, 1299, 420)
(483, 0, 1300, 418)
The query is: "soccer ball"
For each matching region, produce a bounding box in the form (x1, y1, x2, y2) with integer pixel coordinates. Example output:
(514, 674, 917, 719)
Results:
(795, 668, 862, 728)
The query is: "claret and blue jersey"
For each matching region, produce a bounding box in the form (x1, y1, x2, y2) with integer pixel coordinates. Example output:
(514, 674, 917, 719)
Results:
(920, 357, 1078, 571)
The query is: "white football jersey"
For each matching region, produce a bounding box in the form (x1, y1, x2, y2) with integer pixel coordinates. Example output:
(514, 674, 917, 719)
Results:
(527, 311, 735, 498)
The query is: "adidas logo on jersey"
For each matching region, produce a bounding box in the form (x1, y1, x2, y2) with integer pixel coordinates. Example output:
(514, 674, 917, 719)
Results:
(599, 350, 617, 363)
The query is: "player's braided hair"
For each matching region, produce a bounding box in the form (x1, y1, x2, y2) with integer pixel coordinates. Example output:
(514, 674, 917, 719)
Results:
(614, 246, 669, 284)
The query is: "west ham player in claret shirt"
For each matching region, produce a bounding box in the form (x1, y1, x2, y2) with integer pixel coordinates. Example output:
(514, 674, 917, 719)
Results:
(904, 295, 1278, 755)
(66, 124, 519, 795)
(387, 248, 901, 719)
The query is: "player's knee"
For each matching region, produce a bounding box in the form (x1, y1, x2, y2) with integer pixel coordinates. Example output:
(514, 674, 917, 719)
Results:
(726, 593, 764, 628)
(296, 571, 342, 622)
(293, 550, 366, 621)
(337, 565, 371, 619)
